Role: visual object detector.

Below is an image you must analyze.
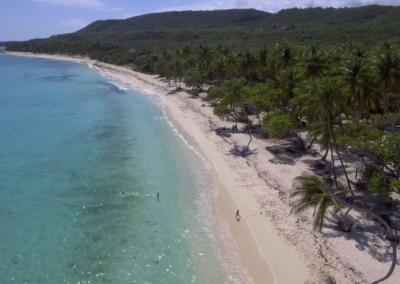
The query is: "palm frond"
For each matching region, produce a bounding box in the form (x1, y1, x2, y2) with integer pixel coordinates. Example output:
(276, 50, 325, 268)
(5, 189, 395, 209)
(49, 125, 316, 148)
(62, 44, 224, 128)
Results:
(291, 174, 342, 231)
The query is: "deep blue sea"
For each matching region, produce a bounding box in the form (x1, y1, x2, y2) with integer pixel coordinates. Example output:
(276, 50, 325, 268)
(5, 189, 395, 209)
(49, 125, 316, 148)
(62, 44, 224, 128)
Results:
(0, 55, 250, 284)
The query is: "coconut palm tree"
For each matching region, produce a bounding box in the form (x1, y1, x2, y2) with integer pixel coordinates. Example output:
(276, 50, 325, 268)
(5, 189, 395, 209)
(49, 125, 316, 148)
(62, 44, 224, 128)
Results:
(212, 57, 226, 83)
(257, 45, 269, 82)
(279, 68, 301, 114)
(220, 78, 253, 149)
(300, 78, 353, 193)
(375, 47, 400, 114)
(223, 53, 239, 80)
(239, 51, 256, 80)
(291, 174, 343, 231)
(307, 118, 331, 160)
(197, 43, 214, 84)
(276, 41, 295, 69)
(299, 45, 329, 79)
(183, 55, 202, 92)
(340, 58, 378, 119)
(172, 58, 183, 89)
(291, 174, 396, 240)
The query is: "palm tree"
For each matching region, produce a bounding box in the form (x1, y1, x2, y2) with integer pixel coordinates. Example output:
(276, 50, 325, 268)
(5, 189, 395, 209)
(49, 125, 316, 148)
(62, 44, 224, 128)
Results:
(239, 51, 256, 80)
(172, 58, 183, 89)
(223, 53, 239, 80)
(276, 41, 295, 69)
(300, 79, 353, 193)
(291, 174, 343, 231)
(307, 118, 331, 160)
(291, 174, 396, 240)
(340, 58, 378, 119)
(197, 43, 214, 84)
(220, 78, 253, 149)
(278, 68, 300, 115)
(352, 45, 368, 61)
(183, 55, 201, 92)
(212, 57, 226, 83)
(299, 45, 329, 79)
(214, 44, 230, 57)
(375, 47, 400, 114)
(257, 45, 268, 82)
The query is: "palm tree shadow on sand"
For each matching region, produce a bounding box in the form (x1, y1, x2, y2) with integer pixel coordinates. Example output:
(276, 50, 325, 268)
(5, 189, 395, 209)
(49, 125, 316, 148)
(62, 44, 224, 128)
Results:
(325, 222, 399, 283)
(227, 145, 257, 157)
(371, 241, 398, 284)
(292, 174, 400, 283)
(265, 144, 306, 166)
(324, 215, 397, 260)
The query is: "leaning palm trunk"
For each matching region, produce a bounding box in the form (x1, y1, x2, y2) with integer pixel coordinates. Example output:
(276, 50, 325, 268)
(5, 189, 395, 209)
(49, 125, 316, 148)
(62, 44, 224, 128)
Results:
(322, 147, 329, 161)
(246, 113, 252, 149)
(329, 140, 339, 189)
(246, 125, 252, 149)
(307, 135, 317, 150)
(333, 140, 354, 196)
(327, 116, 354, 196)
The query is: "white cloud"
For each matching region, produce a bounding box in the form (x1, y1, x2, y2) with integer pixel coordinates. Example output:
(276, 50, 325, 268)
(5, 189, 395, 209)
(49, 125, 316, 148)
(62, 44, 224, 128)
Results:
(158, 0, 400, 13)
(58, 19, 88, 28)
(30, 0, 123, 11)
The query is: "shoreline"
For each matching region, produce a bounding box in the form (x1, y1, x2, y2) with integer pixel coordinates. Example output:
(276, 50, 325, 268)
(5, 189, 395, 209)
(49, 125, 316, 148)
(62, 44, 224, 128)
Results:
(7, 52, 305, 283)
(7, 52, 400, 284)
(6, 52, 282, 282)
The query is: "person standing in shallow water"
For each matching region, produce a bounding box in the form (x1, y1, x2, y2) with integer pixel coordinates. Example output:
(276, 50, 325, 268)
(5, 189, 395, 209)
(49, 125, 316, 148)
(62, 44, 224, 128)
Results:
(157, 192, 159, 199)
(236, 209, 241, 221)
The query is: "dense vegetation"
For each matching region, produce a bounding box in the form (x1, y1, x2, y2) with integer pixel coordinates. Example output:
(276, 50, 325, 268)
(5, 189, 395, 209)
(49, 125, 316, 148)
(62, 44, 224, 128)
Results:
(76, 5, 400, 46)
(79, 9, 269, 32)
(4, 5, 400, 66)
(152, 40, 400, 240)
(3, 5, 400, 242)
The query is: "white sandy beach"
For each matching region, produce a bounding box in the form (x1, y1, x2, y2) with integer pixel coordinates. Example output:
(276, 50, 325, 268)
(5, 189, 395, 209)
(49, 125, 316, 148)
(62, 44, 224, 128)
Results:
(8, 52, 400, 284)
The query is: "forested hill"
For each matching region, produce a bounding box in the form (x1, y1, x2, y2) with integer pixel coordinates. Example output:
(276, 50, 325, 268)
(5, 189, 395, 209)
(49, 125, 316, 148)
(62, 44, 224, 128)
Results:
(79, 9, 270, 32)
(60, 5, 400, 47)
(77, 5, 400, 35)
(8, 5, 400, 48)
(4, 5, 400, 65)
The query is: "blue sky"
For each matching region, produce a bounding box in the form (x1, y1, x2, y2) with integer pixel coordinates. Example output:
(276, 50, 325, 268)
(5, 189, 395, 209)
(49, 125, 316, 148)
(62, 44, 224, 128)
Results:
(0, 0, 398, 41)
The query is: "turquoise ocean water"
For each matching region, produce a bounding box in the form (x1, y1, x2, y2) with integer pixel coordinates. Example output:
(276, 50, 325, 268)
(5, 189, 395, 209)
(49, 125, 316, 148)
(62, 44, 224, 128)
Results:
(0, 55, 251, 284)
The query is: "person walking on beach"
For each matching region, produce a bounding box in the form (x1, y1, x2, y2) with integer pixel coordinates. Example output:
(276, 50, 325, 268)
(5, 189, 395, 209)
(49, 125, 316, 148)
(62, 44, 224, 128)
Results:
(235, 209, 241, 221)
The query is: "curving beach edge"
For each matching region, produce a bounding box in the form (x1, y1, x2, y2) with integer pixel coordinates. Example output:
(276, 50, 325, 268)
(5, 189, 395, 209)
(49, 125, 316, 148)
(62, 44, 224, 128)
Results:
(7, 52, 400, 284)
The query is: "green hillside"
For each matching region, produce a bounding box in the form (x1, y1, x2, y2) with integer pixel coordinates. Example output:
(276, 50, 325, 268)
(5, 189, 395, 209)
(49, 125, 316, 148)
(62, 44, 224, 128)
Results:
(69, 5, 400, 46)
(4, 5, 400, 65)
(79, 9, 270, 32)
(8, 5, 400, 47)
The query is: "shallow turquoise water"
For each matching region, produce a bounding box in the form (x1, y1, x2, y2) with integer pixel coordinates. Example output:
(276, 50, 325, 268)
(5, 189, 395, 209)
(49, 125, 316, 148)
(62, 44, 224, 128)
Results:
(0, 55, 251, 284)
